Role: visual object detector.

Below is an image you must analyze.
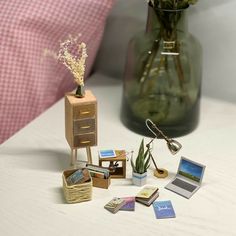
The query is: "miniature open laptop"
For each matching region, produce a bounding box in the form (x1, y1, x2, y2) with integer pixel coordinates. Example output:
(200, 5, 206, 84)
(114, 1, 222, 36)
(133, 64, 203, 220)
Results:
(165, 157, 205, 199)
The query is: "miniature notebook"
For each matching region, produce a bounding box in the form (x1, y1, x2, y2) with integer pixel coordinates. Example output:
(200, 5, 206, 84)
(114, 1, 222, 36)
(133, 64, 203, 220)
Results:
(120, 197, 135, 211)
(153, 200, 176, 219)
(104, 198, 126, 214)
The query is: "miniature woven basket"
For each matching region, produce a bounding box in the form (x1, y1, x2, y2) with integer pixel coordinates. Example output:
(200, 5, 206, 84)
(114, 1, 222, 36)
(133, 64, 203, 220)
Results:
(62, 169, 92, 204)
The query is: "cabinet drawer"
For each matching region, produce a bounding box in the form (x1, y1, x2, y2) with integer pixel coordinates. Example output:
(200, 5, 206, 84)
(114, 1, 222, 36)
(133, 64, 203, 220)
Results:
(74, 133, 96, 148)
(73, 119, 96, 135)
(73, 104, 95, 119)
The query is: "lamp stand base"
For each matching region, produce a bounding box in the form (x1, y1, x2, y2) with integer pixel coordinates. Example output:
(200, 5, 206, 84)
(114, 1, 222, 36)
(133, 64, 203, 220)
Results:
(154, 168, 168, 178)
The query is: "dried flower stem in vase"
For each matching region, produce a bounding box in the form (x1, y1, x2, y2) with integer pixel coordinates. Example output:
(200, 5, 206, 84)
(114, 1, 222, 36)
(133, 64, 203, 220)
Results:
(57, 35, 88, 98)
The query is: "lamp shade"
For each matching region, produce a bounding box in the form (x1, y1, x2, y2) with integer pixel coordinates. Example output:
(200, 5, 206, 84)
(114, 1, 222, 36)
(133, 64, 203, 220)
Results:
(167, 139, 182, 155)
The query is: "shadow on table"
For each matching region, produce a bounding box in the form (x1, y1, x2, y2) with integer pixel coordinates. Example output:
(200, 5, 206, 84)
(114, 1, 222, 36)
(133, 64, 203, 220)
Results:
(51, 187, 67, 204)
(0, 147, 73, 172)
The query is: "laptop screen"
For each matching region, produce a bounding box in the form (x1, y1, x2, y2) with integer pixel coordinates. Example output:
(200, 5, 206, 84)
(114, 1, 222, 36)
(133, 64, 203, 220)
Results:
(178, 158, 204, 183)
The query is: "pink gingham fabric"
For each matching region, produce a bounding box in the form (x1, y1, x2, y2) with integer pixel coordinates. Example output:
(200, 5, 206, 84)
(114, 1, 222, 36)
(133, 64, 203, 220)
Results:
(0, 0, 113, 144)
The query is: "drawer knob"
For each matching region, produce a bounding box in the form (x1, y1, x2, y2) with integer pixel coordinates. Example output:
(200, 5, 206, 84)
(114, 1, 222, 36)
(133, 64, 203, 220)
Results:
(80, 140, 91, 144)
(81, 126, 90, 129)
(80, 111, 90, 115)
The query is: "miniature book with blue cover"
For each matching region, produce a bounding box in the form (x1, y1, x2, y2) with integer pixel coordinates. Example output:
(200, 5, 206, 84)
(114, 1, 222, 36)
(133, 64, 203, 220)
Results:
(153, 200, 176, 219)
(66, 169, 90, 185)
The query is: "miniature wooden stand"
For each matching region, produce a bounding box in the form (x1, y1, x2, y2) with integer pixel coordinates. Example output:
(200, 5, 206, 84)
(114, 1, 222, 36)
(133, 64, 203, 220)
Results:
(99, 150, 126, 178)
(65, 90, 97, 165)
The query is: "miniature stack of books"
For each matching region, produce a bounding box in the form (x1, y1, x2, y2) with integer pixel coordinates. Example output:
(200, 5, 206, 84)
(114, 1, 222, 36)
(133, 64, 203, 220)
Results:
(103, 186, 176, 220)
(135, 186, 159, 206)
(66, 168, 90, 186)
(104, 197, 135, 213)
(86, 164, 110, 179)
(104, 185, 159, 214)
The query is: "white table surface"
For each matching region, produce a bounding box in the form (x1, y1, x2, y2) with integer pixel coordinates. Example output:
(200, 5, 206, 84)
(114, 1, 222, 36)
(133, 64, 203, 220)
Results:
(1, 73, 236, 236)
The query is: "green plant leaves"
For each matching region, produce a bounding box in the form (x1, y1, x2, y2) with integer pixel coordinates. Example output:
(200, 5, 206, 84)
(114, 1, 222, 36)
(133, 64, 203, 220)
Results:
(131, 156, 137, 173)
(132, 139, 151, 174)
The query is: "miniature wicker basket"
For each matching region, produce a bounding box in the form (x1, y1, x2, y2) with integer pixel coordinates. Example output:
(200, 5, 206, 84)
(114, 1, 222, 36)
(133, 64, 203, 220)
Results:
(62, 169, 92, 204)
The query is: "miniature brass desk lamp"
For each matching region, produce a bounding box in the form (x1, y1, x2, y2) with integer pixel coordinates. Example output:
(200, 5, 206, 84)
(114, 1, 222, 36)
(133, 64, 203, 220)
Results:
(145, 119, 182, 178)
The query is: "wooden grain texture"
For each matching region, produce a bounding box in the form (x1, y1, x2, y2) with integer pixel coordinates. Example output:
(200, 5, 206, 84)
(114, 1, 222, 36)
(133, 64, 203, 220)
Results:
(66, 90, 96, 105)
(65, 90, 97, 164)
(74, 133, 96, 147)
(65, 95, 73, 148)
(73, 118, 96, 135)
(65, 90, 97, 149)
(92, 176, 111, 189)
(99, 150, 126, 178)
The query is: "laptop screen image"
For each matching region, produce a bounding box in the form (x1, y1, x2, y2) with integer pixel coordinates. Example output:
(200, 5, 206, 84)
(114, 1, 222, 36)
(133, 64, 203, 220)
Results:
(178, 158, 204, 183)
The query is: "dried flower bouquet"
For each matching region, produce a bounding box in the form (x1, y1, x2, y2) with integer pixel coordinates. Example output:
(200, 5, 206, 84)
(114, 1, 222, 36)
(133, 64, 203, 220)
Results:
(44, 35, 88, 98)
(57, 35, 88, 97)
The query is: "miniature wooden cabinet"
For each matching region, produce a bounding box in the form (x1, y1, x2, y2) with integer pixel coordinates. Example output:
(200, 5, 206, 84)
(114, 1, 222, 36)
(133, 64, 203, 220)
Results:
(99, 150, 126, 178)
(65, 90, 97, 165)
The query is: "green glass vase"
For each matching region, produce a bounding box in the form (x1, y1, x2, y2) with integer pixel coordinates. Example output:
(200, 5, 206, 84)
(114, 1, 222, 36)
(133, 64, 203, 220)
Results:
(121, 5, 202, 137)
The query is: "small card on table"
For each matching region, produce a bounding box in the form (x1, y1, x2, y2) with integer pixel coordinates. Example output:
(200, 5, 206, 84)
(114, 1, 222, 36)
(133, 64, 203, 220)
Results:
(153, 200, 176, 219)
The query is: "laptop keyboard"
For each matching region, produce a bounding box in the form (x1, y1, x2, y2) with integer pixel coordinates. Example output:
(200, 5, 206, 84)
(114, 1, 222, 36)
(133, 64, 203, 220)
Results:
(172, 178, 197, 192)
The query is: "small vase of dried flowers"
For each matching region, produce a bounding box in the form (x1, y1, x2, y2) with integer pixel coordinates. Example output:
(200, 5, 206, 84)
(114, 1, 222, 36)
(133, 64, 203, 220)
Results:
(75, 84, 85, 98)
(58, 36, 88, 98)
(121, 0, 202, 137)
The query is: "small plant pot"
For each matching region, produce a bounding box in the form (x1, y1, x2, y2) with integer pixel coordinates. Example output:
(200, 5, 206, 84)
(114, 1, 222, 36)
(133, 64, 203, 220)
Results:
(132, 172, 147, 186)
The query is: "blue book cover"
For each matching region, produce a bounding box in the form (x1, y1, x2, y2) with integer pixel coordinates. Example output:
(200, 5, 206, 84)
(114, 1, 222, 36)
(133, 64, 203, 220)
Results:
(66, 169, 84, 185)
(153, 200, 176, 219)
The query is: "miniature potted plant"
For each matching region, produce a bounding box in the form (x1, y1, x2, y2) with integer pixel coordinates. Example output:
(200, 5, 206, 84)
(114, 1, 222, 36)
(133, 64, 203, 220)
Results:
(131, 139, 151, 186)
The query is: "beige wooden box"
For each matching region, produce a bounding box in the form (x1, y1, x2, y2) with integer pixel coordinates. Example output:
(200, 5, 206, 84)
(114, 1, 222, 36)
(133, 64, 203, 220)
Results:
(62, 169, 92, 204)
(92, 176, 111, 189)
